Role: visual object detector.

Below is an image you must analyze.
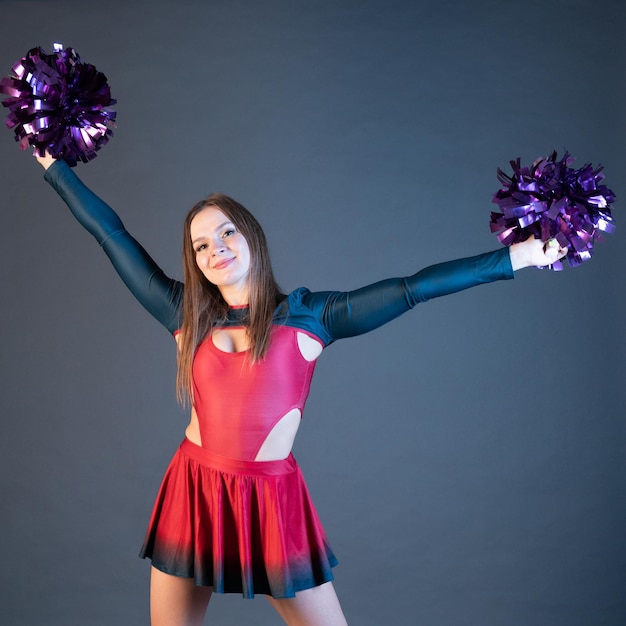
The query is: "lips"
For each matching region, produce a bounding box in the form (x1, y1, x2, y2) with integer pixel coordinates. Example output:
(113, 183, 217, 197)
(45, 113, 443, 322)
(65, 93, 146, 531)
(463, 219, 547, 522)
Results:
(212, 257, 235, 270)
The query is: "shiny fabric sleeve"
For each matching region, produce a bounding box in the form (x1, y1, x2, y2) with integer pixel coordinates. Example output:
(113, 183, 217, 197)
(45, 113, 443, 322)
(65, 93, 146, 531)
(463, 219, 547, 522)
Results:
(301, 248, 514, 343)
(43, 160, 184, 333)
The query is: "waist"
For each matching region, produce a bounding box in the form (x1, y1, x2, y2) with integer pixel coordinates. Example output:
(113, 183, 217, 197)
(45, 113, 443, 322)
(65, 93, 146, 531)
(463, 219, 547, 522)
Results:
(179, 438, 298, 476)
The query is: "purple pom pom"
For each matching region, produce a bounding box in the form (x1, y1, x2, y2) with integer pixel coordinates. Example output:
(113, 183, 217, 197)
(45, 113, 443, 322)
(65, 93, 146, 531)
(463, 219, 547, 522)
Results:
(0, 43, 116, 166)
(490, 151, 616, 270)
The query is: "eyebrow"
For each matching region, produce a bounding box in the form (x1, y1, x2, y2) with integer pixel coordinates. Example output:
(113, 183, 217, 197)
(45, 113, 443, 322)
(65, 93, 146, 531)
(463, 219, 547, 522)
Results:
(191, 221, 234, 245)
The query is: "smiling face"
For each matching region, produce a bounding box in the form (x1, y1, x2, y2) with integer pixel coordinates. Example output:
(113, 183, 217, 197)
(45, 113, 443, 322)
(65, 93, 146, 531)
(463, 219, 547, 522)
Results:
(190, 206, 251, 304)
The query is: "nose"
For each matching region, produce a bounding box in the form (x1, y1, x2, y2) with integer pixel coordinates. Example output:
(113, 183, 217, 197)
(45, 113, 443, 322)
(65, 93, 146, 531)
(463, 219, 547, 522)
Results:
(209, 238, 227, 256)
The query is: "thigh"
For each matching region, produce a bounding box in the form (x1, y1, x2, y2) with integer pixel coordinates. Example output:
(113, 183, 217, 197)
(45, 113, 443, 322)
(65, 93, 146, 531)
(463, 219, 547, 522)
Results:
(267, 581, 348, 626)
(150, 566, 213, 626)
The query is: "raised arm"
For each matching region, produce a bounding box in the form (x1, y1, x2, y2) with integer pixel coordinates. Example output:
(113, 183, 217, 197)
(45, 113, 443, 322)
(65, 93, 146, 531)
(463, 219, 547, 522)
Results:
(39, 157, 184, 333)
(303, 240, 566, 342)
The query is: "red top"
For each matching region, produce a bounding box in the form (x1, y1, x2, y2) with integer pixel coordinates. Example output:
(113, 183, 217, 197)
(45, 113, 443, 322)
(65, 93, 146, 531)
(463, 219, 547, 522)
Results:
(192, 325, 319, 460)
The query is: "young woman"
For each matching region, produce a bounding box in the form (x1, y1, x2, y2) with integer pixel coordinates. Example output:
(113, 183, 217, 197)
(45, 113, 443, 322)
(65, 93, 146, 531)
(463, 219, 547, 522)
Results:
(35, 152, 567, 626)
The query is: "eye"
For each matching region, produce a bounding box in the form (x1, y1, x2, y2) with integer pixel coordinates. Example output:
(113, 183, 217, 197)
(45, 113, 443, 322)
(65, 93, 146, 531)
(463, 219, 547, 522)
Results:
(222, 228, 235, 238)
(195, 243, 207, 253)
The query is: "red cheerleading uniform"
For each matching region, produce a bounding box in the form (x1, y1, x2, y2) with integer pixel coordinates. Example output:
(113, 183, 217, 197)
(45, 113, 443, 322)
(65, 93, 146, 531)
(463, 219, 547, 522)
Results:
(43, 160, 515, 598)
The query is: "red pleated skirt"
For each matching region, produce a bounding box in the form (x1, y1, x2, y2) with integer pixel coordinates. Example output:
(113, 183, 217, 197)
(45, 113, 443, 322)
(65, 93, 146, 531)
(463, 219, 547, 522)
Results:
(139, 439, 338, 598)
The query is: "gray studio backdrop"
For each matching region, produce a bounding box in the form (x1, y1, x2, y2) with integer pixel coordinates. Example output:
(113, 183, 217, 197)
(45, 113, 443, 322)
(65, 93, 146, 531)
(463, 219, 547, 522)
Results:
(1, 1, 624, 625)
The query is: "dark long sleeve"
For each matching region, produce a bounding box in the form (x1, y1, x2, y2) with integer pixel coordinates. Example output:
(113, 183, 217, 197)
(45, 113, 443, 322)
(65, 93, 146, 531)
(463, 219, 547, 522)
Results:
(43, 161, 184, 333)
(43, 160, 513, 340)
(301, 247, 514, 342)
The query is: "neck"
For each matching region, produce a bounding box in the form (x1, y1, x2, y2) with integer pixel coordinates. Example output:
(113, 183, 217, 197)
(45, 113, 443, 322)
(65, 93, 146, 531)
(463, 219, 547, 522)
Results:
(219, 285, 249, 307)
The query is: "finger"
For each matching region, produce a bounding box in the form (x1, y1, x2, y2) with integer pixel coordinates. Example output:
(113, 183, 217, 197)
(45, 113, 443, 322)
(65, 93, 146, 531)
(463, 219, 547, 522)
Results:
(543, 239, 559, 260)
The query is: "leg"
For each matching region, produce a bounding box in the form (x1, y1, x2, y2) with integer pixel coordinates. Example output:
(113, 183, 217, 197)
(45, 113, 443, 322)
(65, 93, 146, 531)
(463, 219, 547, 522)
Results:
(150, 566, 213, 626)
(267, 581, 348, 626)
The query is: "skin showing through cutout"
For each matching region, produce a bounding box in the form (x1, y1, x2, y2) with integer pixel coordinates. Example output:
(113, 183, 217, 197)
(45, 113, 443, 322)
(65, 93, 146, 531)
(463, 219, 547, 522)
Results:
(255, 409, 302, 461)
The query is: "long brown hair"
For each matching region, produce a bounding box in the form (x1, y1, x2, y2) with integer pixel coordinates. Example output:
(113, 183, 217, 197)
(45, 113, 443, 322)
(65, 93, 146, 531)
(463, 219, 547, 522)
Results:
(176, 193, 283, 404)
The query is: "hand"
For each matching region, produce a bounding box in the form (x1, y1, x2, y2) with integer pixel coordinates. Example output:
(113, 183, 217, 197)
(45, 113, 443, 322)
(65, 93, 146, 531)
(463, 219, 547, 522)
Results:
(509, 237, 568, 270)
(35, 151, 56, 170)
